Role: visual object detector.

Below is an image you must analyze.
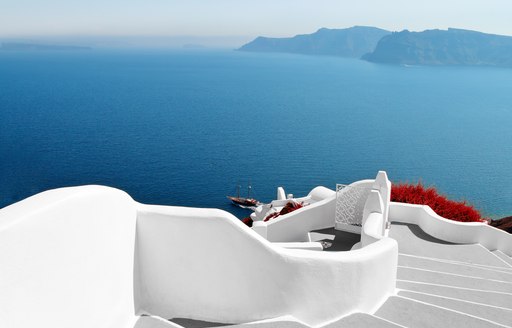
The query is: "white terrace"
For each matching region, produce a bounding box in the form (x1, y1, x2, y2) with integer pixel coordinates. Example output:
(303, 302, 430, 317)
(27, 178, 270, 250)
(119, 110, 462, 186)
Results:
(1, 171, 511, 328)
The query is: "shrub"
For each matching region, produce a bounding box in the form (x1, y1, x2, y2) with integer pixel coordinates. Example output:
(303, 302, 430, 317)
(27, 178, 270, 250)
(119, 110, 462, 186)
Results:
(263, 212, 280, 222)
(241, 217, 253, 227)
(263, 201, 304, 222)
(391, 182, 486, 223)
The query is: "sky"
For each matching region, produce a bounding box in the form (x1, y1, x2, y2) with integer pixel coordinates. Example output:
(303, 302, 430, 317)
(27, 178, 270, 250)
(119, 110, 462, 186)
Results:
(1, 0, 511, 47)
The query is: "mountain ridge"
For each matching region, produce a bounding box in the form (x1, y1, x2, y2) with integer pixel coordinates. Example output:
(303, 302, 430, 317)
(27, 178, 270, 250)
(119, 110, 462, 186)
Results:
(238, 26, 390, 58)
(362, 28, 512, 66)
(240, 26, 512, 67)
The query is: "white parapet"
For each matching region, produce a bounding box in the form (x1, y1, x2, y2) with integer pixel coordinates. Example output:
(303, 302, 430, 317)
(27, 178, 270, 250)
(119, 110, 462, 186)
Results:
(136, 202, 397, 326)
(0, 185, 399, 328)
(0, 186, 138, 328)
(251, 186, 337, 241)
(262, 194, 336, 242)
(389, 202, 512, 256)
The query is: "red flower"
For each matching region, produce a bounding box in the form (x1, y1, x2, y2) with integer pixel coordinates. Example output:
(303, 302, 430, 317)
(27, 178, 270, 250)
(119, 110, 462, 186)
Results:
(241, 217, 253, 227)
(263, 201, 304, 222)
(391, 182, 486, 223)
(264, 212, 280, 222)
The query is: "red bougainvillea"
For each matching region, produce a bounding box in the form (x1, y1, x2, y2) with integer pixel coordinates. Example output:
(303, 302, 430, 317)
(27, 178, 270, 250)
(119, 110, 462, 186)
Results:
(263, 212, 280, 222)
(391, 182, 486, 223)
(263, 201, 304, 222)
(241, 217, 253, 227)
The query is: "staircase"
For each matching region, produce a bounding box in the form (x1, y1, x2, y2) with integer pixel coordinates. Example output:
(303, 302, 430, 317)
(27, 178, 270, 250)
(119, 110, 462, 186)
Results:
(316, 222, 512, 328)
(369, 223, 512, 328)
(167, 222, 512, 328)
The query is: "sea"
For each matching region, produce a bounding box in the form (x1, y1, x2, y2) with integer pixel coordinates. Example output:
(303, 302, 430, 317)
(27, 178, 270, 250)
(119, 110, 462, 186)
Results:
(1, 49, 512, 219)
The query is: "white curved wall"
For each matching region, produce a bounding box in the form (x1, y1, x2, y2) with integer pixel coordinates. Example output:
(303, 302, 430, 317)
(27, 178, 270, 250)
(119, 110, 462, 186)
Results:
(0, 186, 398, 328)
(135, 204, 398, 327)
(308, 186, 336, 201)
(0, 186, 138, 328)
(389, 202, 512, 256)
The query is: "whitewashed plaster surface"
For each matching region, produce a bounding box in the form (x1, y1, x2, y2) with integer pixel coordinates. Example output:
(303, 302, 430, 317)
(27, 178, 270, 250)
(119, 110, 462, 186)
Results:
(0, 185, 398, 328)
(389, 202, 512, 256)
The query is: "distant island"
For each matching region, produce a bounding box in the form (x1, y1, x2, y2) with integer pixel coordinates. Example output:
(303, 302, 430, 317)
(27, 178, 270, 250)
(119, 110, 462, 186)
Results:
(240, 26, 512, 67)
(238, 26, 390, 58)
(0, 42, 91, 51)
(363, 28, 512, 67)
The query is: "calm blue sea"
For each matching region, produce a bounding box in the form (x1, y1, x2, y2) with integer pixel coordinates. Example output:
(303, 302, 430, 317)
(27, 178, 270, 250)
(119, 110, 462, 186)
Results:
(1, 49, 512, 218)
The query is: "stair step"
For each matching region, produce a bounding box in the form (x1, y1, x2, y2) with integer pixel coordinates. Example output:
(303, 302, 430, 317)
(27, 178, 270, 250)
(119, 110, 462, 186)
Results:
(492, 250, 512, 267)
(398, 290, 512, 327)
(398, 266, 512, 293)
(398, 254, 512, 281)
(389, 223, 510, 268)
(375, 296, 505, 328)
(322, 313, 402, 328)
(397, 280, 512, 310)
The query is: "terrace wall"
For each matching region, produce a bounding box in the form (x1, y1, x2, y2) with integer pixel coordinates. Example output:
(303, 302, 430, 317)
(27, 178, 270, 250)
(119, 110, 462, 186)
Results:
(0, 186, 138, 328)
(0, 186, 399, 328)
(136, 203, 398, 326)
(389, 202, 512, 256)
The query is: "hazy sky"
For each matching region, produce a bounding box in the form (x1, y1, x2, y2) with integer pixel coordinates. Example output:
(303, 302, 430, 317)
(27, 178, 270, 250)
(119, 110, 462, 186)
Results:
(1, 0, 511, 39)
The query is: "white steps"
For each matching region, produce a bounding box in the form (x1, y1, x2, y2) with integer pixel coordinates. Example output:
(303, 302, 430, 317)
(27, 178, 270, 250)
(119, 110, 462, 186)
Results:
(397, 279, 512, 310)
(389, 223, 510, 268)
(398, 254, 512, 280)
(398, 290, 512, 327)
(492, 250, 512, 267)
(384, 223, 512, 327)
(374, 296, 507, 328)
(164, 223, 512, 328)
(398, 266, 512, 293)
